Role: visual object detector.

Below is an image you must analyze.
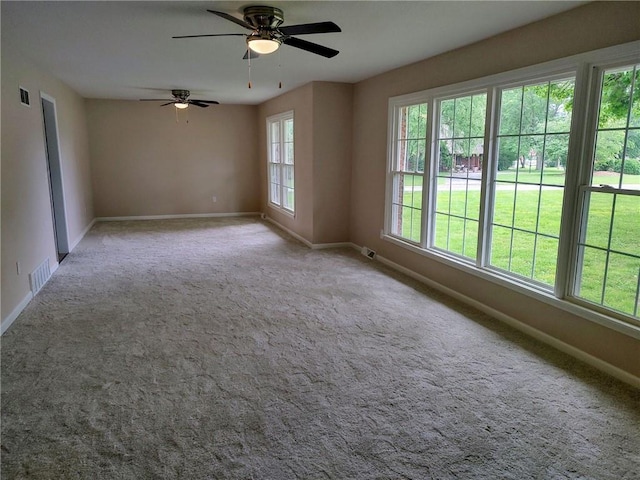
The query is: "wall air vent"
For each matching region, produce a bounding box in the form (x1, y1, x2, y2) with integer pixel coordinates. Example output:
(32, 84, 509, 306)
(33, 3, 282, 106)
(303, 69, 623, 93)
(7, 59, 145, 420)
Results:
(29, 258, 51, 295)
(20, 87, 30, 106)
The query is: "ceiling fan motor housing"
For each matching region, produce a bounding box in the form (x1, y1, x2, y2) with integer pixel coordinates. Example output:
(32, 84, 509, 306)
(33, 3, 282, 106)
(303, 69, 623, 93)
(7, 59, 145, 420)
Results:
(243, 6, 284, 30)
(171, 89, 190, 101)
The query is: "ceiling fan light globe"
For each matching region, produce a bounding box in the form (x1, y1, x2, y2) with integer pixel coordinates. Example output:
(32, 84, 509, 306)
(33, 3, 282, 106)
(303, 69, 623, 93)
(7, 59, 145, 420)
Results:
(248, 38, 280, 55)
(174, 102, 189, 109)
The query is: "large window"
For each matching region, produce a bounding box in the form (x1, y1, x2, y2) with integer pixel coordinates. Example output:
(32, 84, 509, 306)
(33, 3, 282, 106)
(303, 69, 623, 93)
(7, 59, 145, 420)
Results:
(433, 92, 487, 259)
(385, 43, 640, 329)
(388, 102, 427, 243)
(267, 111, 294, 213)
(490, 77, 574, 286)
(574, 63, 640, 318)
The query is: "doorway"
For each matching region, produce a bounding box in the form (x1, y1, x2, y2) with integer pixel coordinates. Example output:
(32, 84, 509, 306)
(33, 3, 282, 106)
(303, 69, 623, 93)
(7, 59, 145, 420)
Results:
(41, 93, 69, 262)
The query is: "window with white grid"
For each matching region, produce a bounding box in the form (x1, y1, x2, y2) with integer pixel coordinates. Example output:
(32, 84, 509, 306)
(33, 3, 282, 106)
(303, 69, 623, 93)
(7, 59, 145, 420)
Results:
(388, 102, 427, 243)
(267, 111, 294, 214)
(384, 42, 640, 330)
(573, 63, 640, 318)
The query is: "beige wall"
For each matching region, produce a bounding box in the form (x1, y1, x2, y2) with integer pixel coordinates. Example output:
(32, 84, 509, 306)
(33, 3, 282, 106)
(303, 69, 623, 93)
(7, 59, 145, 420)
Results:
(1, 41, 94, 324)
(258, 82, 353, 244)
(86, 100, 259, 217)
(312, 82, 353, 244)
(350, 1, 640, 376)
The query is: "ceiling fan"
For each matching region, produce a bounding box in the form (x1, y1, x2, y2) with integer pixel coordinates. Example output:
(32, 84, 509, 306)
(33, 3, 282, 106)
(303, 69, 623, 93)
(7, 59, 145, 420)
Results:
(139, 89, 219, 109)
(173, 5, 341, 59)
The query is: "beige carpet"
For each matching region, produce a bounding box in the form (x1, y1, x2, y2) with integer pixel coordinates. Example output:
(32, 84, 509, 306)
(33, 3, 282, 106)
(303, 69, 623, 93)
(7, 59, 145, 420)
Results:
(2, 217, 639, 479)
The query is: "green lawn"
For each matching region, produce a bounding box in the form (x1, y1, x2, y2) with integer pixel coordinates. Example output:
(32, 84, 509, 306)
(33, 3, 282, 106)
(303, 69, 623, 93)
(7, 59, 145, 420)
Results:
(494, 168, 640, 186)
(495, 169, 567, 185)
(431, 168, 640, 186)
(398, 170, 639, 317)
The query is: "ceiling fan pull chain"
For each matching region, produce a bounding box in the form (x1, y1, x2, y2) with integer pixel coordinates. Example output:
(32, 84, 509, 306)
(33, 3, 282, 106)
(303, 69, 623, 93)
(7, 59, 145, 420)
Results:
(175, 105, 179, 123)
(248, 49, 252, 89)
(278, 49, 282, 89)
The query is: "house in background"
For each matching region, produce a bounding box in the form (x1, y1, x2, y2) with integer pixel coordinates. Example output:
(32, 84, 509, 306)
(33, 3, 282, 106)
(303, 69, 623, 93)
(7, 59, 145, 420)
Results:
(2, 2, 639, 385)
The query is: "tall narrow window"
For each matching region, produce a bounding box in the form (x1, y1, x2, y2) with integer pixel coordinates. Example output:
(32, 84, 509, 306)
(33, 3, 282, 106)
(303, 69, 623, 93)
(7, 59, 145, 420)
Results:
(267, 111, 295, 213)
(575, 64, 640, 318)
(433, 92, 487, 259)
(389, 102, 427, 243)
(490, 77, 575, 287)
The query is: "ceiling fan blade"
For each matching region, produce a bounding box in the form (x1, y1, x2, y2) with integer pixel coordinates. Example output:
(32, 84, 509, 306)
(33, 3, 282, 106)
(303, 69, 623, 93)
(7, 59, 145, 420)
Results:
(207, 10, 254, 30)
(172, 33, 245, 39)
(189, 101, 211, 108)
(279, 21, 341, 36)
(160, 102, 175, 107)
(242, 50, 261, 60)
(283, 37, 339, 58)
(139, 99, 174, 102)
(191, 100, 220, 104)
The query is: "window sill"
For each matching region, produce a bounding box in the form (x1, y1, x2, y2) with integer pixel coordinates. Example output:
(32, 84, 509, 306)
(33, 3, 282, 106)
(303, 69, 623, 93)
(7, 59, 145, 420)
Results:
(267, 203, 295, 219)
(382, 233, 640, 340)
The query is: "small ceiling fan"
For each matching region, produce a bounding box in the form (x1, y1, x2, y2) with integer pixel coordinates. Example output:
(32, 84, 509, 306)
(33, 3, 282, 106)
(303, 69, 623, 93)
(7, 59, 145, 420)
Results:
(173, 5, 341, 59)
(139, 89, 219, 109)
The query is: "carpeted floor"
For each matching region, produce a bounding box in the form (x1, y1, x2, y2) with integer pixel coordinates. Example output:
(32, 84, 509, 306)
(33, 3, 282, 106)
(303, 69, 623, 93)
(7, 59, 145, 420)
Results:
(2, 217, 639, 479)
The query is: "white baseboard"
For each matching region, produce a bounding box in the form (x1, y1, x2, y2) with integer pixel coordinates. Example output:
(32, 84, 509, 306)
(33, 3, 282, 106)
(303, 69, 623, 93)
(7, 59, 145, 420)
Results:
(69, 218, 96, 251)
(264, 216, 313, 247)
(1, 292, 34, 335)
(97, 212, 261, 222)
(374, 253, 640, 389)
(311, 241, 356, 250)
(264, 216, 356, 250)
(2, 242, 60, 336)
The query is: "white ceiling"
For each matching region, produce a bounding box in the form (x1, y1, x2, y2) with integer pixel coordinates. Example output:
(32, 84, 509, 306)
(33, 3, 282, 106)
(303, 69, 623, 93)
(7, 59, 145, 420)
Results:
(1, 1, 585, 105)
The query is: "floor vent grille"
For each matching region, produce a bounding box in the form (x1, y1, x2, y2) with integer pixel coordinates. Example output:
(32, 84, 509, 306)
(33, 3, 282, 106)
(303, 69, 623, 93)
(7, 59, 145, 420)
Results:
(29, 259, 51, 295)
(361, 246, 377, 259)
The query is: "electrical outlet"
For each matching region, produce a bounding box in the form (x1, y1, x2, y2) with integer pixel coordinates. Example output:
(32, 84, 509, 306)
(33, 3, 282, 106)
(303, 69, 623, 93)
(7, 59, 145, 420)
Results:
(212, 196, 217, 203)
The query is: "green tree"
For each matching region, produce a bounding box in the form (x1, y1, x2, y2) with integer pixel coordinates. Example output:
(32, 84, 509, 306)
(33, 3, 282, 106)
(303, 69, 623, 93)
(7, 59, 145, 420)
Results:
(404, 103, 427, 172)
(498, 79, 575, 171)
(439, 141, 453, 171)
(598, 69, 640, 128)
(593, 67, 640, 172)
(439, 94, 486, 171)
(544, 134, 570, 168)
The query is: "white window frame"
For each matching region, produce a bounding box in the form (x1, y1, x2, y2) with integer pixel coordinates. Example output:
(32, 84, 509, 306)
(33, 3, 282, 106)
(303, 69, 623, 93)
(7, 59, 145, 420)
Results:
(484, 72, 577, 289)
(568, 59, 640, 320)
(385, 94, 430, 245)
(384, 41, 640, 338)
(266, 111, 295, 215)
(429, 89, 490, 263)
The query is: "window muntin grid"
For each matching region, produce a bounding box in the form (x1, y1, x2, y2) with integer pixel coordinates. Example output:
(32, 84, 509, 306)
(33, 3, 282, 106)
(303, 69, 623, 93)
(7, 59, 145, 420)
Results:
(433, 93, 487, 259)
(490, 78, 575, 287)
(267, 112, 294, 213)
(390, 103, 427, 243)
(575, 64, 640, 319)
(384, 44, 640, 329)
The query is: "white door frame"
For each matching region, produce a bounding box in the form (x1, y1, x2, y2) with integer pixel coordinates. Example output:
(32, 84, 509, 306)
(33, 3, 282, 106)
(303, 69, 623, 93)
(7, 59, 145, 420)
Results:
(40, 92, 70, 258)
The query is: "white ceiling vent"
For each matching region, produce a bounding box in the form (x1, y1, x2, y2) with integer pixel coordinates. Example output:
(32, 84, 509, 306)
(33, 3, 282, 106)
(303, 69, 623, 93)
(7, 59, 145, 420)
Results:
(19, 87, 30, 107)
